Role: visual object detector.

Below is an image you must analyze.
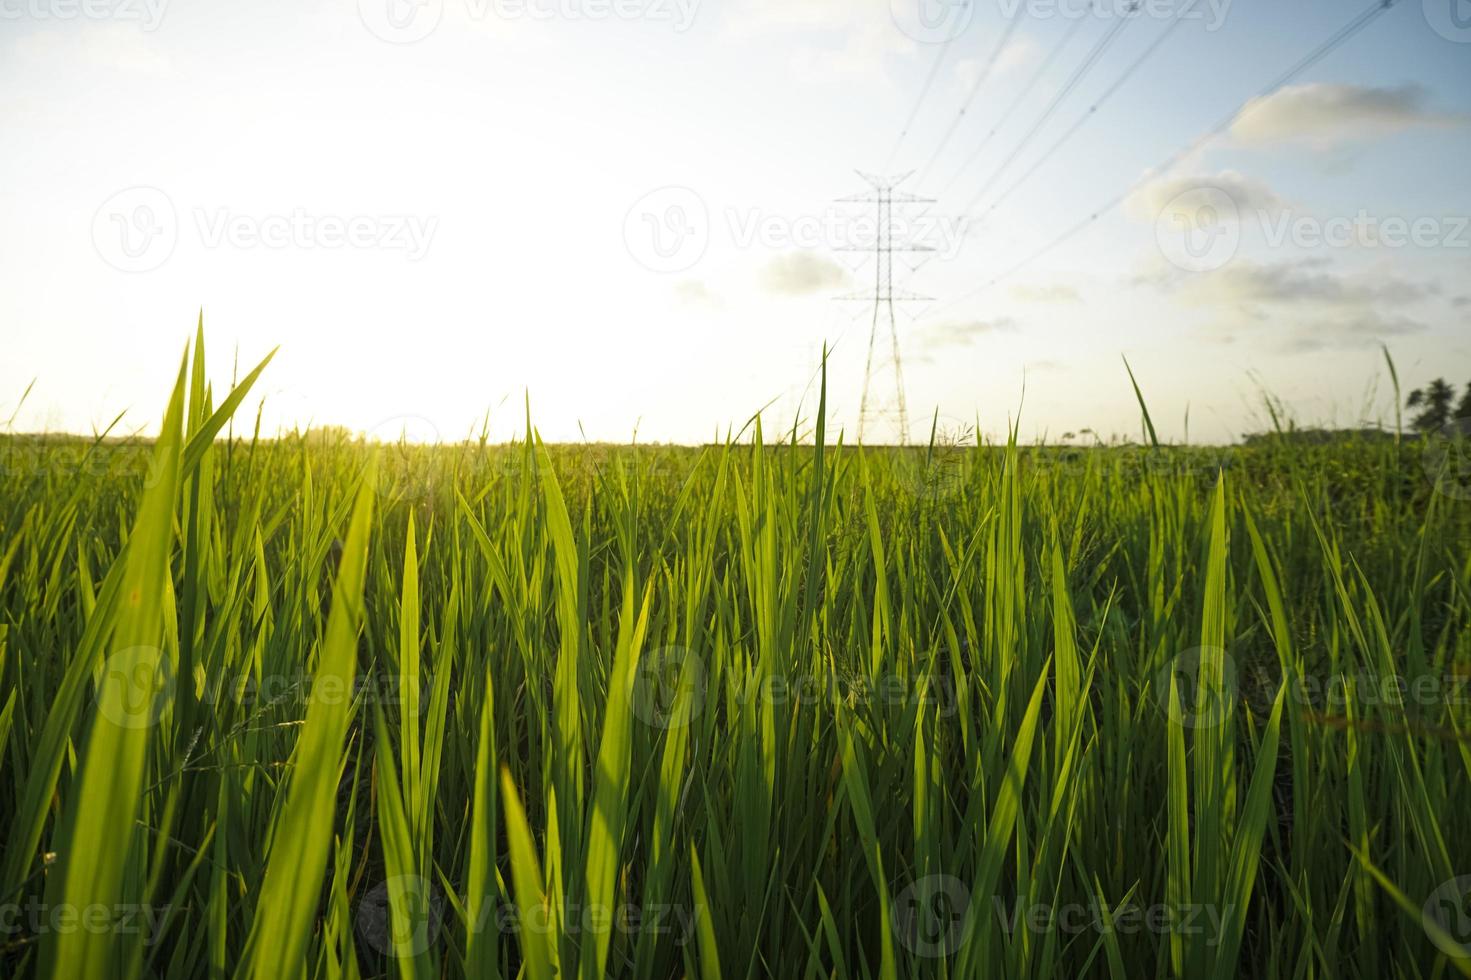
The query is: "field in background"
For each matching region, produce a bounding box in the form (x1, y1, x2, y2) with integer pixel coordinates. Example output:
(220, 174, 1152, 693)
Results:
(0, 339, 1469, 978)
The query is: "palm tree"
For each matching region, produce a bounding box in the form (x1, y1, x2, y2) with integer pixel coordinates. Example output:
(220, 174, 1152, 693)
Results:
(1407, 379, 1456, 432)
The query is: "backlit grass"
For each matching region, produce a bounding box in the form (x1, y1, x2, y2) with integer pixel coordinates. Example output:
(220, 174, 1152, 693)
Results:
(0, 327, 1468, 978)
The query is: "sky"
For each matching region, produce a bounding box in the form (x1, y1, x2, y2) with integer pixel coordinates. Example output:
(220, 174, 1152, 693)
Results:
(1, 0, 1468, 446)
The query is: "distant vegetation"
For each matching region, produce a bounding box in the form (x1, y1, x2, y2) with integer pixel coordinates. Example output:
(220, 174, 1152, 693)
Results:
(1407, 377, 1471, 433)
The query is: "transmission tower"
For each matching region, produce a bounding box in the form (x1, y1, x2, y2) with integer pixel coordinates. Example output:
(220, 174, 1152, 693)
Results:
(836, 171, 934, 445)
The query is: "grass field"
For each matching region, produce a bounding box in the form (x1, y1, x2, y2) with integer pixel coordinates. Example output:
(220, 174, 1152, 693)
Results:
(1, 333, 1469, 978)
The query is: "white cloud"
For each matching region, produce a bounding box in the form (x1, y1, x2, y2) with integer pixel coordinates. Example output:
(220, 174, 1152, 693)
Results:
(760, 251, 849, 295)
(1126, 170, 1285, 224)
(721, 0, 914, 83)
(1009, 282, 1080, 304)
(722, 0, 855, 32)
(953, 37, 1037, 93)
(919, 316, 1016, 350)
(675, 279, 723, 308)
(1171, 260, 1435, 310)
(1152, 259, 1436, 352)
(1230, 83, 1465, 150)
(1282, 312, 1425, 353)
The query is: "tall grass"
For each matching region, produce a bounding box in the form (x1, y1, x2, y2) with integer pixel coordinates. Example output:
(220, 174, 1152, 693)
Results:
(0, 330, 1467, 977)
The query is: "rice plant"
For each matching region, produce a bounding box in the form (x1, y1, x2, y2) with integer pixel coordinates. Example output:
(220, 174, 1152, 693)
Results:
(0, 325, 1468, 977)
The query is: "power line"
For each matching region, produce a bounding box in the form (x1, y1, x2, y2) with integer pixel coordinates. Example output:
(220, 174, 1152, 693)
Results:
(937, 13, 1092, 198)
(970, 8, 1192, 219)
(933, 0, 1402, 316)
(886, 34, 961, 171)
(914, 9, 1028, 183)
(956, 7, 1138, 214)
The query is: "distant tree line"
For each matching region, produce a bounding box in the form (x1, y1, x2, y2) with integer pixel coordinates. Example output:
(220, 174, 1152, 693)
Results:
(1407, 379, 1471, 433)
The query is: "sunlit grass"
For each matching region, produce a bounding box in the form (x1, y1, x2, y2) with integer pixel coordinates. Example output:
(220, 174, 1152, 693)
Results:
(0, 327, 1468, 977)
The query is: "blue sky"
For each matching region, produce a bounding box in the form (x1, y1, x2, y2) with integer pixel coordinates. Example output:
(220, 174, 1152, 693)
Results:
(1, 0, 1468, 444)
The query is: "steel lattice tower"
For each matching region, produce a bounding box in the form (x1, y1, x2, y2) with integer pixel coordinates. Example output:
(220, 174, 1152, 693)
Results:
(836, 171, 933, 445)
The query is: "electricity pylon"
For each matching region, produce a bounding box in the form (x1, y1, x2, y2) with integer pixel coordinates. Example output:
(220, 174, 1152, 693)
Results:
(836, 171, 933, 445)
